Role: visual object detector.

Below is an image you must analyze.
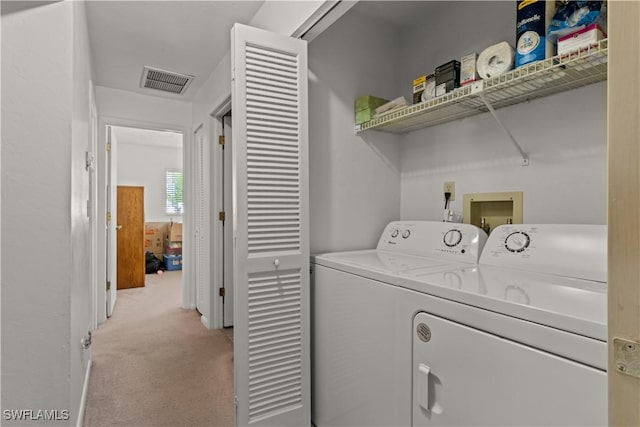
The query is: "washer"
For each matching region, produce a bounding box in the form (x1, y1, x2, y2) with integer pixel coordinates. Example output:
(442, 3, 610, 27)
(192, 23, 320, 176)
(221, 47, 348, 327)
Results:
(398, 224, 607, 426)
(311, 221, 487, 426)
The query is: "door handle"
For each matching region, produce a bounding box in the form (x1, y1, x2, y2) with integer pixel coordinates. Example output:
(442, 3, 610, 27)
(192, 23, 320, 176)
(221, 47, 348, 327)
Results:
(116, 225, 123, 231)
(418, 363, 431, 413)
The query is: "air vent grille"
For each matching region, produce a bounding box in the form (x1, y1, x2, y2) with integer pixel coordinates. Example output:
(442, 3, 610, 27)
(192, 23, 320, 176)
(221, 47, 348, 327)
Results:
(140, 66, 194, 95)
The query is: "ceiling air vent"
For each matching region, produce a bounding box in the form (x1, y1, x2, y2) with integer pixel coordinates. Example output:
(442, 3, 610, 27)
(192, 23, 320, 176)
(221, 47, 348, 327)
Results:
(140, 66, 194, 95)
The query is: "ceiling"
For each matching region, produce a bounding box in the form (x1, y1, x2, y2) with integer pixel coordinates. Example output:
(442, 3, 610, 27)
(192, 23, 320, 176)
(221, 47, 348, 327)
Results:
(85, 1, 264, 102)
(84, 1, 440, 103)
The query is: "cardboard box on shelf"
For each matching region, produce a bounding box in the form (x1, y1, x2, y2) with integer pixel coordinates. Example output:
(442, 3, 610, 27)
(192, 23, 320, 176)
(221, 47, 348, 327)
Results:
(145, 222, 169, 258)
(413, 75, 426, 104)
(435, 60, 461, 96)
(354, 95, 388, 112)
(169, 222, 182, 242)
(354, 95, 388, 125)
(557, 24, 606, 56)
(460, 53, 478, 86)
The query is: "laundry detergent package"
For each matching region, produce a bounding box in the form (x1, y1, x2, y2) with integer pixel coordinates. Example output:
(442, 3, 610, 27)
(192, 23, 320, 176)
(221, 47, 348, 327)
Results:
(516, 0, 556, 68)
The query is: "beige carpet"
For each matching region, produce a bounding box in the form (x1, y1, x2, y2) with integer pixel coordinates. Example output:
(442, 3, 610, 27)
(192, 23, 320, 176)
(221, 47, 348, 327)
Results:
(83, 271, 234, 427)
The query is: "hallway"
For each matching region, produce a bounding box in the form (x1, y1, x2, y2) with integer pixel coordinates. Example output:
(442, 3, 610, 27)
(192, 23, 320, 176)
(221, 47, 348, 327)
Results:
(84, 271, 234, 427)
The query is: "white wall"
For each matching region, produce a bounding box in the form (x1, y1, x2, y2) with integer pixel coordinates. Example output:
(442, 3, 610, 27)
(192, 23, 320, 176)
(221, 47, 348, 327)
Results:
(396, 2, 607, 224)
(117, 141, 183, 222)
(1, 1, 94, 424)
(397, 1, 515, 102)
(401, 84, 607, 223)
(96, 86, 192, 127)
(307, 6, 402, 253)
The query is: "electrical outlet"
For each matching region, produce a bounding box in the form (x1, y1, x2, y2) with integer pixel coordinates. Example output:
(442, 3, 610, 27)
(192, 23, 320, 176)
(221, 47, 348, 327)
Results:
(444, 181, 455, 201)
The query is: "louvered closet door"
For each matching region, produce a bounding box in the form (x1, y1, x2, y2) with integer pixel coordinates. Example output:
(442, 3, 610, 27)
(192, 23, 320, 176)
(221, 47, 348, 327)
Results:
(231, 24, 310, 426)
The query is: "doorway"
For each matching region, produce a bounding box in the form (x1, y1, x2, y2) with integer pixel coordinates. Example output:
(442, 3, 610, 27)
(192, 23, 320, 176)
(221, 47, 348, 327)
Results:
(221, 113, 234, 327)
(210, 105, 235, 329)
(104, 125, 185, 317)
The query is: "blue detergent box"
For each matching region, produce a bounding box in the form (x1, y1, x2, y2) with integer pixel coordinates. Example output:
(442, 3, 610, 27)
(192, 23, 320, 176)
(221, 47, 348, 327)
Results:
(516, 0, 555, 68)
(163, 254, 182, 271)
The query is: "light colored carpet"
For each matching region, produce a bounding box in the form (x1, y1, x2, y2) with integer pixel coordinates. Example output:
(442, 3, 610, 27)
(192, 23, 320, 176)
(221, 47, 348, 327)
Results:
(83, 271, 234, 427)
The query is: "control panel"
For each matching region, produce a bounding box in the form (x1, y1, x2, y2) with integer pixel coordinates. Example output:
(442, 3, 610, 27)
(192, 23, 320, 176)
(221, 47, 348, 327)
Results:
(479, 224, 607, 282)
(377, 221, 488, 264)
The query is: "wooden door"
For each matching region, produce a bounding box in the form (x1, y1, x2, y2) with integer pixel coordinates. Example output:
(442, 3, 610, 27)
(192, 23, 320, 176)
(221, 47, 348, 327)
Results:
(117, 186, 145, 289)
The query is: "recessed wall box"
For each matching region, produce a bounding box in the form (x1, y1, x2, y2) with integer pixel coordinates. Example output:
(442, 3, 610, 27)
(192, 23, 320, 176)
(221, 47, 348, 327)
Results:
(463, 191, 524, 233)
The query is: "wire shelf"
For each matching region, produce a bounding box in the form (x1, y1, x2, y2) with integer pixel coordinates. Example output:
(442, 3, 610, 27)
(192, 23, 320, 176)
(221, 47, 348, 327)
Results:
(356, 39, 608, 135)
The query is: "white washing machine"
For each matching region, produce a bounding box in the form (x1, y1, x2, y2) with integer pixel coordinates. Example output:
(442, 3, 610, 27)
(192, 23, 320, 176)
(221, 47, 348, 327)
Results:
(398, 224, 607, 426)
(311, 221, 488, 426)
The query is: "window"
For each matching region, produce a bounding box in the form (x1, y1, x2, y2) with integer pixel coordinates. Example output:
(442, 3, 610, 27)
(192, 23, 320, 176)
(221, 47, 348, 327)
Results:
(166, 169, 183, 215)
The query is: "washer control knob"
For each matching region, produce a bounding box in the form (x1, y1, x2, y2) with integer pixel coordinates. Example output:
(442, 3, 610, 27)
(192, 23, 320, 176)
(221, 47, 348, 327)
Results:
(443, 229, 463, 247)
(390, 229, 399, 238)
(402, 229, 411, 239)
(505, 231, 530, 253)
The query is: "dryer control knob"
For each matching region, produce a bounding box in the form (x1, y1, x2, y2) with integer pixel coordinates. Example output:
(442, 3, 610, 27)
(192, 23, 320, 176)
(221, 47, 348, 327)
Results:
(402, 229, 411, 239)
(390, 229, 399, 238)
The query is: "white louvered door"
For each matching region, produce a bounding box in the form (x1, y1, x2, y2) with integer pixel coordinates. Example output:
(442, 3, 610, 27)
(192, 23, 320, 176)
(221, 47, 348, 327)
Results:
(231, 24, 310, 426)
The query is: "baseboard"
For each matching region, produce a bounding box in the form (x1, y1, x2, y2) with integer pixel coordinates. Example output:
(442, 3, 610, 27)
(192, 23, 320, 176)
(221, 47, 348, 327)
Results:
(200, 315, 210, 329)
(76, 359, 92, 427)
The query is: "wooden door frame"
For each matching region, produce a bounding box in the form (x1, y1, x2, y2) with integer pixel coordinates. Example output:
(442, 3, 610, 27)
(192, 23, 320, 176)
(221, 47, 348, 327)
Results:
(608, 1, 640, 425)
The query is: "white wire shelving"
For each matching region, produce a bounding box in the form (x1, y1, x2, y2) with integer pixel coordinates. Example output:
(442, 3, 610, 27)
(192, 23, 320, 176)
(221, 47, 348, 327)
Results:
(355, 39, 608, 165)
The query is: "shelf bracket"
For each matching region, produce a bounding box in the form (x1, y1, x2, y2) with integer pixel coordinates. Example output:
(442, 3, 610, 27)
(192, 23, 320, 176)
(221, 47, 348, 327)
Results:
(479, 93, 530, 166)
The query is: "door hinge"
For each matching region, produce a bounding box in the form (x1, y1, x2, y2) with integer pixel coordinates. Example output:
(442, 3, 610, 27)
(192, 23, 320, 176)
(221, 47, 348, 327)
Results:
(106, 281, 111, 291)
(106, 211, 111, 222)
(614, 338, 640, 378)
(219, 211, 226, 222)
(218, 135, 225, 146)
(106, 142, 111, 152)
(219, 287, 226, 297)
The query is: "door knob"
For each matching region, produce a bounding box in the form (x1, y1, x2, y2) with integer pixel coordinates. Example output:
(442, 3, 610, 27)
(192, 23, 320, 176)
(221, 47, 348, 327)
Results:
(116, 225, 123, 230)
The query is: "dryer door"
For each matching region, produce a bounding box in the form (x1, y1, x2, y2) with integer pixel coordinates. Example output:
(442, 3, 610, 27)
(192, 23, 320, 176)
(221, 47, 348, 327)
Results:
(412, 312, 606, 426)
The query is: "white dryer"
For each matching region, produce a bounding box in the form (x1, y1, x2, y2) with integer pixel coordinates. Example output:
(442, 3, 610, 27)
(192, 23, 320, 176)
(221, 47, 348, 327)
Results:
(398, 224, 607, 426)
(311, 221, 487, 426)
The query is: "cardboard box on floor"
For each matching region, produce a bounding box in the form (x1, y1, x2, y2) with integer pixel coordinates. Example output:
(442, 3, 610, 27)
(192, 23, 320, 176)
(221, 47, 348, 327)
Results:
(145, 222, 169, 259)
(169, 222, 182, 242)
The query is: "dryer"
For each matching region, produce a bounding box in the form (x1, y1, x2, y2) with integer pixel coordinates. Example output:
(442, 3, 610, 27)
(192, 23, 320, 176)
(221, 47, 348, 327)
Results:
(398, 224, 607, 426)
(311, 221, 487, 426)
